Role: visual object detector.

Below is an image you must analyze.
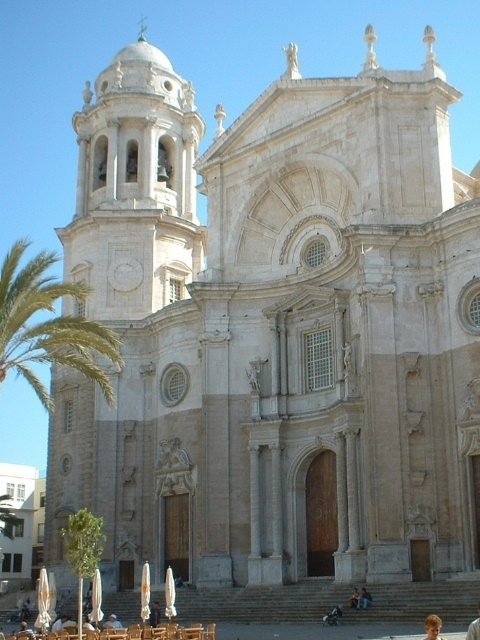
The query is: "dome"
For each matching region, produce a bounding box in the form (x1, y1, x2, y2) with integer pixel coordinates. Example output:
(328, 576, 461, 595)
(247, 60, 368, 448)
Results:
(112, 39, 173, 72)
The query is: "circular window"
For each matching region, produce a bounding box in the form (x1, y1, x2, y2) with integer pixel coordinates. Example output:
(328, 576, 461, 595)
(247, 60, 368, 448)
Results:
(161, 364, 189, 406)
(304, 239, 327, 268)
(458, 278, 480, 335)
(469, 293, 480, 328)
(163, 80, 173, 92)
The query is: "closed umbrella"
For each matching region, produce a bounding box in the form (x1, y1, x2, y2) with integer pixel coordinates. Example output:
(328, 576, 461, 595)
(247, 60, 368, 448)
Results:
(35, 567, 51, 634)
(164, 566, 176, 621)
(48, 571, 57, 621)
(89, 568, 104, 628)
(140, 561, 151, 624)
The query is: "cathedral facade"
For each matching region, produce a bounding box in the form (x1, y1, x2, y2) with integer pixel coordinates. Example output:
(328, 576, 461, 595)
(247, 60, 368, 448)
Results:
(45, 27, 480, 591)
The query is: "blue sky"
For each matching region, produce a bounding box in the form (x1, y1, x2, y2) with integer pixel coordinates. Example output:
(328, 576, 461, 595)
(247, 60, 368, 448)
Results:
(1, 0, 479, 472)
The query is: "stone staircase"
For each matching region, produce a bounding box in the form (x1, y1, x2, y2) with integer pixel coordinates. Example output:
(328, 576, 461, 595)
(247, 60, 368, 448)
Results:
(100, 578, 480, 627)
(2, 578, 479, 630)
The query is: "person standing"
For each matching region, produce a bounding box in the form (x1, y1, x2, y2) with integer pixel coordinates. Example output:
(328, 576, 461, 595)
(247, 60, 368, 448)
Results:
(149, 601, 162, 627)
(467, 603, 480, 640)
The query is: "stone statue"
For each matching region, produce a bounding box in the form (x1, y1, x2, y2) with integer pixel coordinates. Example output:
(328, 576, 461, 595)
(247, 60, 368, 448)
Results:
(82, 80, 93, 107)
(284, 43, 299, 73)
(462, 378, 480, 420)
(342, 342, 352, 374)
(246, 367, 261, 393)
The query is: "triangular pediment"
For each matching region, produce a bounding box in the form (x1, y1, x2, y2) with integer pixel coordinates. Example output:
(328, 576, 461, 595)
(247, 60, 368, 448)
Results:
(198, 77, 371, 168)
(262, 284, 339, 316)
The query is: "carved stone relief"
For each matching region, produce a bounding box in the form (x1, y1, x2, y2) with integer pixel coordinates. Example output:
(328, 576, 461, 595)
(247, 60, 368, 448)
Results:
(156, 437, 196, 496)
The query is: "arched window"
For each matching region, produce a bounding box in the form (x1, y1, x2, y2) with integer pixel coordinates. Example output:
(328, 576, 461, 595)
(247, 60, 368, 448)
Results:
(93, 136, 108, 190)
(126, 140, 138, 182)
(157, 140, 173, 188)
(304, 238, 328, 268)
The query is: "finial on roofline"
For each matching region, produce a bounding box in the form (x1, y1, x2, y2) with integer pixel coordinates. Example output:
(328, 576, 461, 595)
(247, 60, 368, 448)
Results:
(363, 24, 379, 71)
(423, 25, 438, 66)
(214, 104, 226, 138)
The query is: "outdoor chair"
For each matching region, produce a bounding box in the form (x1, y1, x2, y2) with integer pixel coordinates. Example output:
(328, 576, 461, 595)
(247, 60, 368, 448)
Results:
(180, 628, 202, 640)
(201, 624, 216, 640)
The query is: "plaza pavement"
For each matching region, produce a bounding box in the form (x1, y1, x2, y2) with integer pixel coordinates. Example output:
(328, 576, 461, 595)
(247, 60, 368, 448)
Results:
(0, 622, 470, 640)
(215, 622, 469, 640)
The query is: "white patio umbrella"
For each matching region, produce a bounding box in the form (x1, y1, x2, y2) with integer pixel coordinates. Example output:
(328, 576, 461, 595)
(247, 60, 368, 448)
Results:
(35, 567, 51, 634)
(48, 571, 57, 621)
(140, 561, 151, 624)
(89, 568, 104, 628)
(164, 566, 177, 621)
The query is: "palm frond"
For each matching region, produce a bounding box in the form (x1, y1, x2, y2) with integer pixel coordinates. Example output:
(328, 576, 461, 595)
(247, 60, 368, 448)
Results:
(0, 239, 123, 410)
(14, 362, 54, 412)
(0, 239, 31, 308)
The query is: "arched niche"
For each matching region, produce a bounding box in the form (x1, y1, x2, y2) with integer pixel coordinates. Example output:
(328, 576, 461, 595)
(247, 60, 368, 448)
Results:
(93, 135, 108, 191)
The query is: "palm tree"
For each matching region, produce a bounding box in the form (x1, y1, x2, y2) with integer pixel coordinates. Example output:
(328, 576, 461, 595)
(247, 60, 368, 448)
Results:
(0, 239, 123, 411)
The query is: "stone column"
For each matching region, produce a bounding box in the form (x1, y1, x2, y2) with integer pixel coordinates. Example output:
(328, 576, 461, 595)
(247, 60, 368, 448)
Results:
(269, 315, 279, 416)
(75, 135, 90, 218)
(249, 445, 261, 557)
(144, 118, 157, 200)
(271, 444, 283, 556)
(335, 432, 348, 552)
(183, 128, 197, 220)
(106, 120, 119, 200)
(279, 313, 288, 396)
(345, 427, 361, 551)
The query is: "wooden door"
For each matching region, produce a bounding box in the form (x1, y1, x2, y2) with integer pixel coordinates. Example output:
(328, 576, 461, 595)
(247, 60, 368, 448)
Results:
(411, 540, 431, 581)
(306, 450, 338, 576)
(472, 455, 480, 566)
(164, 493, 190, 582)
(119, 559, 135, 590)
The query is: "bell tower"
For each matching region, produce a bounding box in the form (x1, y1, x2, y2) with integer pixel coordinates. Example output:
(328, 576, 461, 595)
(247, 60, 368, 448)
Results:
(57, 35, 205, 321)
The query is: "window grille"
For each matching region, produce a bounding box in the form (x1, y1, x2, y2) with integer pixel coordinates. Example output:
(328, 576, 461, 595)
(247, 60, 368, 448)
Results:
(168, 369, 186, 401)
(305, 240, 327, 268)
(64, 400, 74, 433)
(470, 293, 480, 327)
(169, 279, 182, 304)
(305, 327, 333, 391)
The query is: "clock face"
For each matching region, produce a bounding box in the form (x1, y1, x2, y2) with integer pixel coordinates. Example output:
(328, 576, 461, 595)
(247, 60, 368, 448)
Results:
(108, 257, 144, 292)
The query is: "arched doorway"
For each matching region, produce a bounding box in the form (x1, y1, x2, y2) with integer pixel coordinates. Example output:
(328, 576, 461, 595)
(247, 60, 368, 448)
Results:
(306, 450, 338, 576)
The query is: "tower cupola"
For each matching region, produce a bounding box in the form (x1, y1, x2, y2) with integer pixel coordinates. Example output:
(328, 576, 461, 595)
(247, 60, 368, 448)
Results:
(72, 36, 205, 222)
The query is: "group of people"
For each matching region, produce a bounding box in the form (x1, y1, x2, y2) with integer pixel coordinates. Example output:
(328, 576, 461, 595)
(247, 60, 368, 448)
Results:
(349, 586, 373, 609)
(14, 612, 124, 638)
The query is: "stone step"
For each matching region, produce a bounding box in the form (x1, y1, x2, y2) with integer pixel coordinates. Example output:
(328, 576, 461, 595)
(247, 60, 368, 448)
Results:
(2, 579, 477, 629)
(99, 579, 480, 626)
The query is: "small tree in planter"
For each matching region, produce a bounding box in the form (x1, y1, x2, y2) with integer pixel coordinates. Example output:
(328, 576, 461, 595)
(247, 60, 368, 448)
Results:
(62, 509, 106, 638)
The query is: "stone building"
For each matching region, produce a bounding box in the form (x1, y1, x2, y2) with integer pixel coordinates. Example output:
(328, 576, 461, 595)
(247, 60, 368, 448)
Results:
(45, 27, 480, 591)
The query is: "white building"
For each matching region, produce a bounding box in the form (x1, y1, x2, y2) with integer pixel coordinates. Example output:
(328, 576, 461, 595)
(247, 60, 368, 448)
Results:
(0, 463, 45, 589)
(45, 27, 479, 592)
